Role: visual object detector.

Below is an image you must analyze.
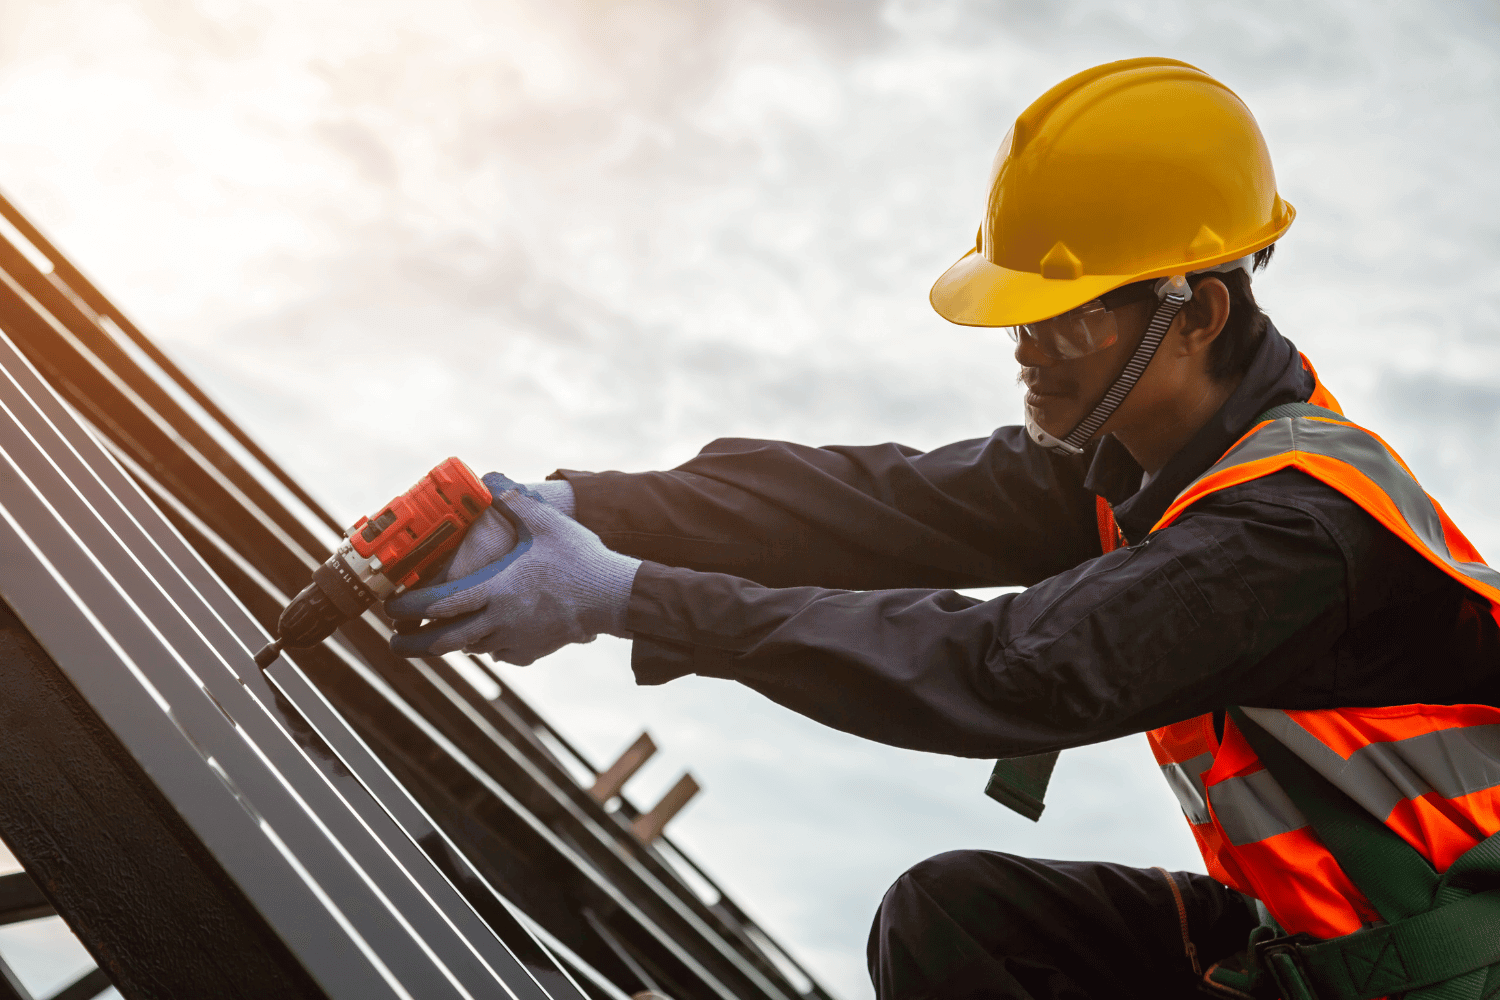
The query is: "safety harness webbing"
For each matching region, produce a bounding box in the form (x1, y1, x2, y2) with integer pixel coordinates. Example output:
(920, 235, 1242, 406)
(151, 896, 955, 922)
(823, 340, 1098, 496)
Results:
(1227, 706, 1500, 1000)
(982, 750, 1058, 822)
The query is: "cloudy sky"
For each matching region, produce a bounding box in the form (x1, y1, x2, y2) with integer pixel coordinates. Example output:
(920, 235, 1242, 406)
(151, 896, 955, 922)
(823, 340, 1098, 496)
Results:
(1, 1, 1497, 996)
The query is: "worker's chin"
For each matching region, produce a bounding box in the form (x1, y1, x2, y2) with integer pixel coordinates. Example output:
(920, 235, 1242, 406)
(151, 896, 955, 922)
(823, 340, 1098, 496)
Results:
(1024, 395, 1078, 438)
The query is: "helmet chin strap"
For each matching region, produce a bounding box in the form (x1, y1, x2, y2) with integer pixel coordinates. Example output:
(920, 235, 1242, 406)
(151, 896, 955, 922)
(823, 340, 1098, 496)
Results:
(1026, 274, 1193, 456)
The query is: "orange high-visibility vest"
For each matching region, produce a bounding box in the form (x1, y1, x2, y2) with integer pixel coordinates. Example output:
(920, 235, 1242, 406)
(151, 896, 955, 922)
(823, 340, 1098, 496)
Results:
(1097, 356, 1500, 940)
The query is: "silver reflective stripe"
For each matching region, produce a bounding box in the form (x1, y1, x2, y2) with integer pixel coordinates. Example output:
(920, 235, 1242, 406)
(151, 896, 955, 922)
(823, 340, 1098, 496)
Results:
(1171, 415, 1500, 846)
(1161, 752, 1214, 825)
(1208, 769, 1309, 846)
(1243, 708, 1500, 822)
(1184, 417, 1500, 594)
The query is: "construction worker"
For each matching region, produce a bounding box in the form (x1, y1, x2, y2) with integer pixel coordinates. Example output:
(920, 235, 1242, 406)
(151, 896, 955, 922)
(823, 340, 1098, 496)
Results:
(390, 58, 1500, 999)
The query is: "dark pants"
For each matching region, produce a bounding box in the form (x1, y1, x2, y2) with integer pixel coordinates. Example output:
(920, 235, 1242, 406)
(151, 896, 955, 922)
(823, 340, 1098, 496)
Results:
(867, 851, 1257, 1000)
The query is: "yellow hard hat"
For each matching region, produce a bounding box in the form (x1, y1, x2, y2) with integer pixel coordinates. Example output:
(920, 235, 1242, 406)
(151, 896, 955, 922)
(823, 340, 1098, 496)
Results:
(930, 57, 1293, 328)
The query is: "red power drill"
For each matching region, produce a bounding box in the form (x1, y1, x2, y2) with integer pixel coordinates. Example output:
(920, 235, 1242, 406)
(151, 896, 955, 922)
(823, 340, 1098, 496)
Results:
(254, 458, 492, 668)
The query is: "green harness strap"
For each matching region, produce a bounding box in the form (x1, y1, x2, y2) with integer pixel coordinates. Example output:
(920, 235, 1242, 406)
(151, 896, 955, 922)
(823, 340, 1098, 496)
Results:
(1227, 708, 1439, 921)
(1227, 706, 1500, 1000)
(984, 751, 1059, 822)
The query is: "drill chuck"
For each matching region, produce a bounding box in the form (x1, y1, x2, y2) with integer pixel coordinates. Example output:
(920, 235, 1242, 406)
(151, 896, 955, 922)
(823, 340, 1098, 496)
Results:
(254, 548, 374, 668)
(277, 574, 358, 650)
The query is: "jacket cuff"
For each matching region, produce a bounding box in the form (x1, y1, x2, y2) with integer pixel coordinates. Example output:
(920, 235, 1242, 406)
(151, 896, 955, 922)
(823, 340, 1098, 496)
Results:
(623, 561, 742, 685)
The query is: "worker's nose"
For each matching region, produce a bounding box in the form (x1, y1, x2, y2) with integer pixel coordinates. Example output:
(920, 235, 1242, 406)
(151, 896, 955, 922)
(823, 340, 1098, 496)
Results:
(1013, 330, 1057, 369)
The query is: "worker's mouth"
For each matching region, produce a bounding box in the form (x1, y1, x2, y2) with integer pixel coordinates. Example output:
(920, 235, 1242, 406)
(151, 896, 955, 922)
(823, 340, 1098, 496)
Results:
(1019, 370, 1075, 410)
(1024, 388, 1069, 408)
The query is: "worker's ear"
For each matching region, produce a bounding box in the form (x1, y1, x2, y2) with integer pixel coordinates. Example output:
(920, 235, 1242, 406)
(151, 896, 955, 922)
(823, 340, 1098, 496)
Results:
(1173, 277, 1231, 359)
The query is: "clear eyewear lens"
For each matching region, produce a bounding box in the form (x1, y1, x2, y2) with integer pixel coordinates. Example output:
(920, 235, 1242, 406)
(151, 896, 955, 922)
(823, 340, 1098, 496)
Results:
(1008, 300, 1119, 360)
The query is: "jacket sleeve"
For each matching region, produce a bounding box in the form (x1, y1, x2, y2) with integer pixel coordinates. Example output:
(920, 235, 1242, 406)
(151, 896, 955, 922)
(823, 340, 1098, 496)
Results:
(623, 483, 1355, 758)
(555, 427, 1103, 591)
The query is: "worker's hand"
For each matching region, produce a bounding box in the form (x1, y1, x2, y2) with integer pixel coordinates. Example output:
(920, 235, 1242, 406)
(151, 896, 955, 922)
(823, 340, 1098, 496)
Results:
(385, 474, 639, 664)
(431, 478, 576, 584)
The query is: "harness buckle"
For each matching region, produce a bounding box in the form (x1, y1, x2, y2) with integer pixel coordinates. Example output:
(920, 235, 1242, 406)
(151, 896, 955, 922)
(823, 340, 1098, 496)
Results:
(1252, 934, 1319, 1000)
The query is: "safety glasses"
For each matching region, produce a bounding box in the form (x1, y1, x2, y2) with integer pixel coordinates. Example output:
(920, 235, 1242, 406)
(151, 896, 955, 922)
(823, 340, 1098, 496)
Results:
(1008, 281, 1159, 360)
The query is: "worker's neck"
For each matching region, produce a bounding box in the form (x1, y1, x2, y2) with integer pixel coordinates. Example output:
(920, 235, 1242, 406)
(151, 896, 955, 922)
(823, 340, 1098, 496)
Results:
(1114, 373, 1244, 476)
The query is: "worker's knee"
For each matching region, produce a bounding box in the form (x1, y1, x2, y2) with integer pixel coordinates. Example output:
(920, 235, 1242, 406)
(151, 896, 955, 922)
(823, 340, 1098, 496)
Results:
(868, 851, 1028, 995)
(876, 849, 1025, 929)
(886, 849, 990, 903)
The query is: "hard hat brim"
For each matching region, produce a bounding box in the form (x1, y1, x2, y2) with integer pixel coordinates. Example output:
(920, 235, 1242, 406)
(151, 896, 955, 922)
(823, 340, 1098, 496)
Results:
(930, 250, 1128, 328)
(930, 202, 1295, 328)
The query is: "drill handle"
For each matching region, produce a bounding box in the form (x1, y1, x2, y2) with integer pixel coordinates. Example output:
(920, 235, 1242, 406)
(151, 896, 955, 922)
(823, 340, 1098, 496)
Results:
(383, 473, 537, 624)
(480, 473, 537, 552)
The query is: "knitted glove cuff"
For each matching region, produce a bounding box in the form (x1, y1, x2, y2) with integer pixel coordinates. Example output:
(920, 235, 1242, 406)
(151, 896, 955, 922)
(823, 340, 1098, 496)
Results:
(575, 548, 641, 638)
(527, 479, 576, 518)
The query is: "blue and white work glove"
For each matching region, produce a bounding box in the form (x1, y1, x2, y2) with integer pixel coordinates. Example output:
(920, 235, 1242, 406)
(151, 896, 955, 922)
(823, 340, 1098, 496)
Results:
(385, 473, 640, 664)
(437, 478, 575, 581)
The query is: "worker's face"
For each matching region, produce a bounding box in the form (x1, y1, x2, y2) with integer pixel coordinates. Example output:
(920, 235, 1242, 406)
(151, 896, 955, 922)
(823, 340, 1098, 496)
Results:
(1015, 297, 1161, 440)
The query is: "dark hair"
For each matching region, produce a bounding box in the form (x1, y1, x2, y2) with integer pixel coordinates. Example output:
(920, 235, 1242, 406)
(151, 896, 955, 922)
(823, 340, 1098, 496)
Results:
(1190, 243, 1275, 381)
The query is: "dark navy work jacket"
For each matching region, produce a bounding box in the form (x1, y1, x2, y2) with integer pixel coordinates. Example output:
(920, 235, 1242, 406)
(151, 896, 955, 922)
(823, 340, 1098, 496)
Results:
(556, 325, 1500, 758)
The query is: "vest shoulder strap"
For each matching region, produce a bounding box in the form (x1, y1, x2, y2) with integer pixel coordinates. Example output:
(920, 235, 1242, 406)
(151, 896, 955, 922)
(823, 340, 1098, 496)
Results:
(1254, 401, 1350, 424)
